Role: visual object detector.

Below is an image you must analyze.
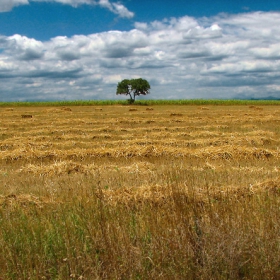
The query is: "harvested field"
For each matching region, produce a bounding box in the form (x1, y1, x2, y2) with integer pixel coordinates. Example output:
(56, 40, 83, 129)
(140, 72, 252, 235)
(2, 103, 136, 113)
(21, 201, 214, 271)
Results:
(0, 104, 280, 279)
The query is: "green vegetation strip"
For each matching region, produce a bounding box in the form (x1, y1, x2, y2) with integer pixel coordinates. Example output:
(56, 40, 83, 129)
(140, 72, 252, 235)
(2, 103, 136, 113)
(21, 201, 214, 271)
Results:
(0, 99, 280, 107)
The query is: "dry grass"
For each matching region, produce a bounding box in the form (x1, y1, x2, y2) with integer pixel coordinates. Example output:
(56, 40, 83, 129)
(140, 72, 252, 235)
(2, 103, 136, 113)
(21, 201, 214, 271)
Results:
(21, 114, 33, 118)
(0, 104, 280, 279)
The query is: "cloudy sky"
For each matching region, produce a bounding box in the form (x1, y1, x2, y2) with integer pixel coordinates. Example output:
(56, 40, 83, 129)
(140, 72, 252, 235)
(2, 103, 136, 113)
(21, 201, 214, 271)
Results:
(1, 0, 280, 101)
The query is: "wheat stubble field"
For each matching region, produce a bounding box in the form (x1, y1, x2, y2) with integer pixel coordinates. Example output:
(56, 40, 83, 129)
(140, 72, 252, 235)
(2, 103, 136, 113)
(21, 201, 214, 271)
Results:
(0, 103, 280, 279)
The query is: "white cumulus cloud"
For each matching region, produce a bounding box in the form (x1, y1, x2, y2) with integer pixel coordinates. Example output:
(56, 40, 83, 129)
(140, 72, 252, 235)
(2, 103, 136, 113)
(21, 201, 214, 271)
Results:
(0, 0, 29, 12)
(99, 0, 134, 18)
(1, 12, 280, 101)
(0, 0, 134, 18)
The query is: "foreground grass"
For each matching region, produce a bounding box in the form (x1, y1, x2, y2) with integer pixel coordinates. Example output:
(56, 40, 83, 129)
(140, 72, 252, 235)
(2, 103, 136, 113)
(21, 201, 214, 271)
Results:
(1, 176, 280, 279)
(0, 104, 280, 279)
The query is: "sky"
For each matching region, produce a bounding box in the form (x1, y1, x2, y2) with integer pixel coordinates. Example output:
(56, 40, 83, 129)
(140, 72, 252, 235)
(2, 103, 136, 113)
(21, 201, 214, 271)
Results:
(1, 1, 280, 101)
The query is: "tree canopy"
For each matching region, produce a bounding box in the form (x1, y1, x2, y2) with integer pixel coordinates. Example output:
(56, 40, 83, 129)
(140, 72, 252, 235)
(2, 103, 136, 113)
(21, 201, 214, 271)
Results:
(116, 78, 150, 102)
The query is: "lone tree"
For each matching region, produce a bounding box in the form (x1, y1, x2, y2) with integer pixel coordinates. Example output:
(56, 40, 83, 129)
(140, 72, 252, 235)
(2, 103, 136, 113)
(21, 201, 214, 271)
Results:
(116, 78, 150, 103)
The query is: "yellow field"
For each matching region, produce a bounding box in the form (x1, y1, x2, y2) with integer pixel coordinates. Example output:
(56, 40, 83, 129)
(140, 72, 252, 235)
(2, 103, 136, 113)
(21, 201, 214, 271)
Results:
(1, 105, 279, 197)
(0, 104, 280, 279)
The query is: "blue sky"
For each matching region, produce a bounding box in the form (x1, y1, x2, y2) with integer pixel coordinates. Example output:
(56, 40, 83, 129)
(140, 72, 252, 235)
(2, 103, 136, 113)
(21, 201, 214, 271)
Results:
(1, 0, 280, 101)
